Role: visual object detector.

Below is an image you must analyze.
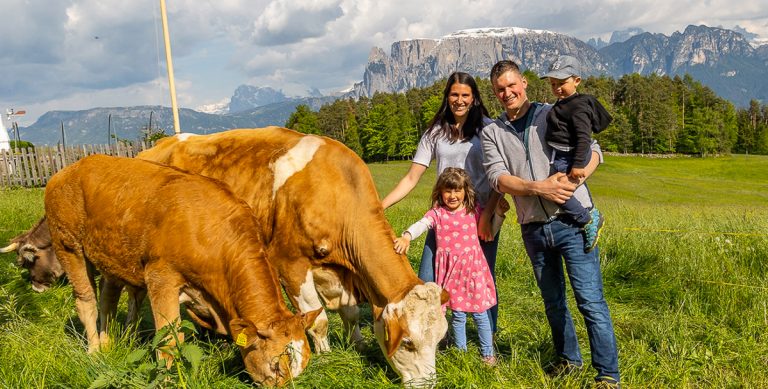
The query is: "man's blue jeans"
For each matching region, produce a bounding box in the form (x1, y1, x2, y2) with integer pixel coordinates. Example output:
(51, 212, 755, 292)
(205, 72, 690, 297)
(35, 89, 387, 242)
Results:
(451, 310, 494, 357)
(418, 229, 500, 332)
(520, 218, 619, 382)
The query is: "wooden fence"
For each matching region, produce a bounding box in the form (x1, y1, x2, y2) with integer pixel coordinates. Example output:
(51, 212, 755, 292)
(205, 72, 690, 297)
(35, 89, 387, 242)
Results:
(0, 142, 154, 188)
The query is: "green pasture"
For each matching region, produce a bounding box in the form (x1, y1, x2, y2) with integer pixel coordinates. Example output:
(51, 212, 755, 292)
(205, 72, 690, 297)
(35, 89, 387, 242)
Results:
(1, 154, 767, 388)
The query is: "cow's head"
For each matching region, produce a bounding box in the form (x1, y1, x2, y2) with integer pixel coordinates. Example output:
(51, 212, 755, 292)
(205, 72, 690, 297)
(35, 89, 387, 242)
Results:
(230, 308, 322, 386)
(373, 282, 449, 387)
(1, 218, 64, 292)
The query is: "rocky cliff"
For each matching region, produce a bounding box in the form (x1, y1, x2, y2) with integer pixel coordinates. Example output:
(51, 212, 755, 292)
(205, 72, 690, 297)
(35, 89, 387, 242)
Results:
(353, 27, 610, 97)
(353, 25, 767, 106)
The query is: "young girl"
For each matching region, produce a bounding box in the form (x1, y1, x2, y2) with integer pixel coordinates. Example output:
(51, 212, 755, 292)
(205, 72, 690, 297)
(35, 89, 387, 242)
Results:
(394, 167, 498, 365)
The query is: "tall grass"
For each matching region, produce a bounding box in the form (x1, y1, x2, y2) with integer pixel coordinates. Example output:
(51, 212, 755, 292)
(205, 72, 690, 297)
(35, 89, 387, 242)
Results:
(1, 154, 767, 388)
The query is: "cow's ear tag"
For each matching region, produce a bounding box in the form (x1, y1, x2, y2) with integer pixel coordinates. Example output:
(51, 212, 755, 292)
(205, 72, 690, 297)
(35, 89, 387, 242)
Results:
(236, 332, 248, 346)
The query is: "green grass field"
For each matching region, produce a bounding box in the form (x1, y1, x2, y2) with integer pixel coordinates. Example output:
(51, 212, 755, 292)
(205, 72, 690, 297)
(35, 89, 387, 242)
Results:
(1, 154, 767, 388)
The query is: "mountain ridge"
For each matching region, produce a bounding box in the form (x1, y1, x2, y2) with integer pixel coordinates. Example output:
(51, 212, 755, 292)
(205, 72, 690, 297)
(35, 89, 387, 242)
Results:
(17, 24, 768, 145)
(351, 24, 766, 107)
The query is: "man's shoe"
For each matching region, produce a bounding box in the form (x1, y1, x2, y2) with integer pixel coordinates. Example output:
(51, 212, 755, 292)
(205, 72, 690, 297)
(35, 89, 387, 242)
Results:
(545, 359, 582, 377)
(583, 207, 605, 252)
(594, 376, 620, 388)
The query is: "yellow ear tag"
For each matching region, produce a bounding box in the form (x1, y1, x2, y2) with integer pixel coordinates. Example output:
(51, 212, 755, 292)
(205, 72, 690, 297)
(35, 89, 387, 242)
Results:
(236, 332, 248, 347)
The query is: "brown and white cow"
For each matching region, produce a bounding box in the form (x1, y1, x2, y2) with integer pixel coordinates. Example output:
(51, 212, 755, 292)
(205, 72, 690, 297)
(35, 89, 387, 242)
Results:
(138, 127, 449, 385)
(44, 154, 320, 386)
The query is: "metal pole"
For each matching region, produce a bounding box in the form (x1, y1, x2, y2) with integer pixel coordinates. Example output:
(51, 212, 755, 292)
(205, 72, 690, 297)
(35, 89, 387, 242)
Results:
(108, 113, 112, 146)
(60, 122, 66, 149)
(148, 110, 154, 143)
(159, 0, 181, 134)
(13, 122, 20, 145)
(60, 121, 67, 165)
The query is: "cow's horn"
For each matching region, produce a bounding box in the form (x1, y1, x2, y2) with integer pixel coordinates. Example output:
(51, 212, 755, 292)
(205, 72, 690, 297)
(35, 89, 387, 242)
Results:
(0, 242, 19, 253)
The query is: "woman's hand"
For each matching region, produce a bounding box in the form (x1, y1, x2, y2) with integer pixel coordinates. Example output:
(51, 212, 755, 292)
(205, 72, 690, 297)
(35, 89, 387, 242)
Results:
(477, 211, 493, 241)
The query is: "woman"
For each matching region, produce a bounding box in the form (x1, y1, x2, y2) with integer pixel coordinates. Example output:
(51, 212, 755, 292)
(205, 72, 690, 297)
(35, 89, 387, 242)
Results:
(381, 72, 504, 332)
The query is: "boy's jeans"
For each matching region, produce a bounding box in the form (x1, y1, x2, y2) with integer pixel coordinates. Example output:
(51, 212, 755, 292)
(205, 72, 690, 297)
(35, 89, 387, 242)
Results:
(551, 149, 591, 225)
(418, 229, 500, 332)
(520, 217, 620, 382)
(451, 310, 494, 357)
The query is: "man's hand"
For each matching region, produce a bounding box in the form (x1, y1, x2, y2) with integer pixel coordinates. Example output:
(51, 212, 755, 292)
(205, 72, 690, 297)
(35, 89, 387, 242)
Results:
(535, 172, 576, 204)
(394, 233, 412, 254)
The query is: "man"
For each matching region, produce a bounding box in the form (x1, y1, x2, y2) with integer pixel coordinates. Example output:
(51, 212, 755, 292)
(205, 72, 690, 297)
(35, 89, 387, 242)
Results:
(481, 60, 620, 388)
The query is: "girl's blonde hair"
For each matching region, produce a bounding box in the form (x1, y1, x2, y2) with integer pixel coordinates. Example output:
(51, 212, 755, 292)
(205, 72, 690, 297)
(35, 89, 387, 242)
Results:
(431, 167, 476, 212)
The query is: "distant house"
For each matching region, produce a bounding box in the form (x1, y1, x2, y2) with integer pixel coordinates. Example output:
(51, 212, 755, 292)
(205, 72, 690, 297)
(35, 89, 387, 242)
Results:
(0, 118, 10, 152)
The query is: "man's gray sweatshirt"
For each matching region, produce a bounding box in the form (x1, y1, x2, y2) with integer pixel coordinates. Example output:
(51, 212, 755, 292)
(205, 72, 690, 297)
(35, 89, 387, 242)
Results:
(481, 102, 603, 225)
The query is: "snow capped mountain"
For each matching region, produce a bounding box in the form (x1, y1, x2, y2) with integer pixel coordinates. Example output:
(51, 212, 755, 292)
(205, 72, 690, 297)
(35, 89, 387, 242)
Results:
(196, 98, 230, 115)
(445, 27, 552, 38)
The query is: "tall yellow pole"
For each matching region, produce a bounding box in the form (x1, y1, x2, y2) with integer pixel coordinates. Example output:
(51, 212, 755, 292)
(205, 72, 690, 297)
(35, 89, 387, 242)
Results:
(159, 0, 181, 134)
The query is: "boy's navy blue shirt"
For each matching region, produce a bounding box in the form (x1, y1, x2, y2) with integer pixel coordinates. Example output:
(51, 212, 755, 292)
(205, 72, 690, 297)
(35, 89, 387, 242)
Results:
(545, 93, 596, 169)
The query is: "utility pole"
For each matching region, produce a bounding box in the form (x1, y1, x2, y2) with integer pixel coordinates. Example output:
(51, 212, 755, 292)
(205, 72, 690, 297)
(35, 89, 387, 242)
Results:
(159, 0, 181, 134)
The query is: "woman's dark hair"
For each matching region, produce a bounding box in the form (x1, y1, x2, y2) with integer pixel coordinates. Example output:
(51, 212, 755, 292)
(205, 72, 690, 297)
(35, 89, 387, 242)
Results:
(425, 72, 489, 142)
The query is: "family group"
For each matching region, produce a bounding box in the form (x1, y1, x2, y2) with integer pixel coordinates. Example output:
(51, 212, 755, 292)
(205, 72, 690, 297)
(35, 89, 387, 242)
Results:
(382, 56, 620, 388)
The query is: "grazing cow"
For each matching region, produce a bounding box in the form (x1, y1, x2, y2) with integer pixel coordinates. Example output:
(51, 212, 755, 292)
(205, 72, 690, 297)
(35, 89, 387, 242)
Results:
(2, 217, 146, 328)
(44, 154, 320, 386)
(1, 217, 61, 292)
(138, 127, 449, 385)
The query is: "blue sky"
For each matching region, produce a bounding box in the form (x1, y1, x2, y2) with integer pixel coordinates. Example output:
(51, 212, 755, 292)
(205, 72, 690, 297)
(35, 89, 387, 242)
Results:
(1, 0, 766, 126)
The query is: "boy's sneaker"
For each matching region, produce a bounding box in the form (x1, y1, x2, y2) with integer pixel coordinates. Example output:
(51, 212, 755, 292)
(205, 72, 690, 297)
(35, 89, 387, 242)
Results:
(583, 207, 605, 253)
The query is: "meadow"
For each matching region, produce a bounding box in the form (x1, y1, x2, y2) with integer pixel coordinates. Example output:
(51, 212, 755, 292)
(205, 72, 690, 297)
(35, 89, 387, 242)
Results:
(0, 154, 767, 388)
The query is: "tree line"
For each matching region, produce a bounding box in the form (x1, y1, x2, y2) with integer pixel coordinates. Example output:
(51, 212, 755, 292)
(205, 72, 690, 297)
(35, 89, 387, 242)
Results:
(285, 72, 768, 162)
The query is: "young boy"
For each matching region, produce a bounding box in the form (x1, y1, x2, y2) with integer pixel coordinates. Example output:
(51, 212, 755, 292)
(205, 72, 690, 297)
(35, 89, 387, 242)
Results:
(541, 55, 612, 252)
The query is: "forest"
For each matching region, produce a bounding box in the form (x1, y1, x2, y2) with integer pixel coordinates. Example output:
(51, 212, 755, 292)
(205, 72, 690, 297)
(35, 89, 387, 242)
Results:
(285, 72, 768, 161)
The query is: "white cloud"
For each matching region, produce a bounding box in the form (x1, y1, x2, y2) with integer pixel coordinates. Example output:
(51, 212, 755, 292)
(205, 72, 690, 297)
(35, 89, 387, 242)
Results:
(252, 0, 344, 45)
(1, 0, 766, 125)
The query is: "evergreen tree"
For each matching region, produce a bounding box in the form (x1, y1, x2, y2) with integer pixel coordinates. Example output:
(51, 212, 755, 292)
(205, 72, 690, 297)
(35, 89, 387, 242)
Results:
(284, 72, 765, 161)
(286, 105, 320, 135)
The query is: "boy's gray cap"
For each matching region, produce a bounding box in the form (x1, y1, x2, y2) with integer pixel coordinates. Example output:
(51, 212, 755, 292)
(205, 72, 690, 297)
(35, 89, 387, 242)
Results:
(540, 55, 581, 79)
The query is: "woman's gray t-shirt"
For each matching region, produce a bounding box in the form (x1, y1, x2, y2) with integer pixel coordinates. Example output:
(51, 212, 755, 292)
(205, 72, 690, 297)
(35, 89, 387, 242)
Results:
(412, 127, 492, 207)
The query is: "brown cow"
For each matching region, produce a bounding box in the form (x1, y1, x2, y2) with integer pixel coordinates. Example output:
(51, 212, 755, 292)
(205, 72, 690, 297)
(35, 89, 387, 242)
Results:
(44, 154, 320, 386)
(1, 220, 228, 334)
(138, 127, 449, 385)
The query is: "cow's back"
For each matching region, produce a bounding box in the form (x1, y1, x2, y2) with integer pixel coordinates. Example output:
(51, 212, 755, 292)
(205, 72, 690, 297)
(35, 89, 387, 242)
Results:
(142, 128, 385, 230)
(44, 154, 265, 288)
